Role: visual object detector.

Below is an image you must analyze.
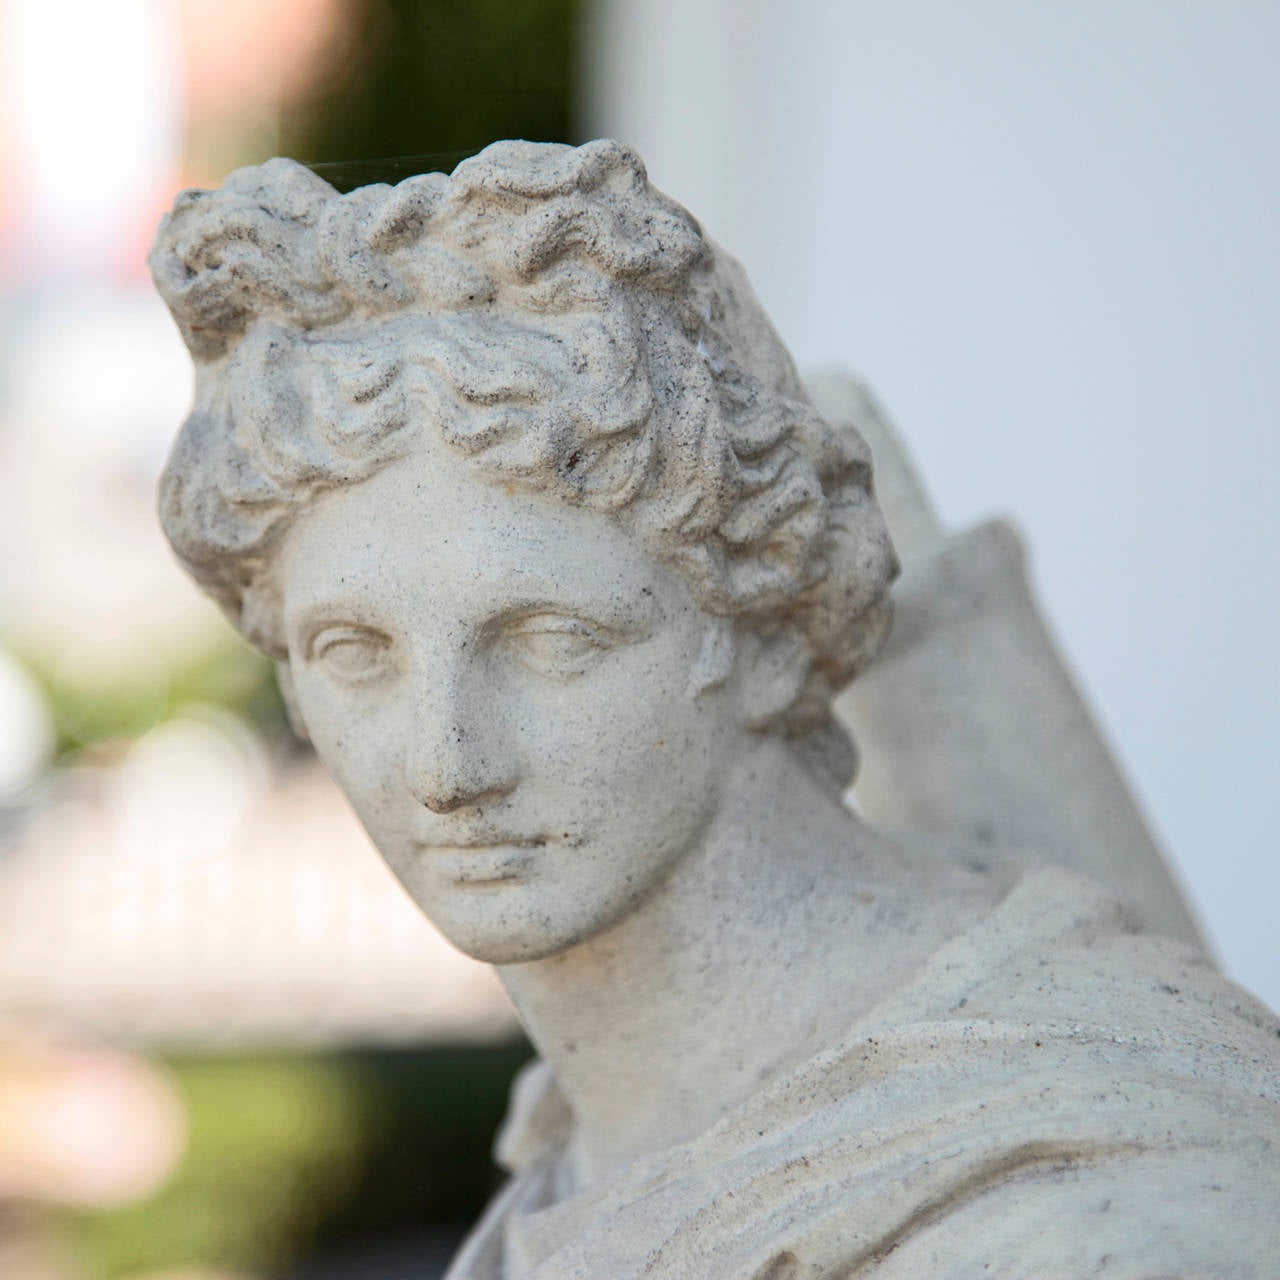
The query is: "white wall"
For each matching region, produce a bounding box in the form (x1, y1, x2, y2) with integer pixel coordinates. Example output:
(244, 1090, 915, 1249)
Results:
(583, 0, 1280, 1005)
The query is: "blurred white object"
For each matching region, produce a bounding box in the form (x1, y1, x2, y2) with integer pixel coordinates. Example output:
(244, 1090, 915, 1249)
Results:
(111, 709, 268, 871)
(0, 648, 54, 803)
(0, 756, 514, 1047)
(0, 0, 181, 278)
(0, 290, 213, 674)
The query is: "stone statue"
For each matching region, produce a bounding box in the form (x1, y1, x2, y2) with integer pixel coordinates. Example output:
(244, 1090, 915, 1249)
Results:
(150, 141, 1280, 1278)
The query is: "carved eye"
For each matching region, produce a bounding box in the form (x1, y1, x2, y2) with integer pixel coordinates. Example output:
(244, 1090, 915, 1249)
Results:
(309, 626, 394, 682)
(505, 615, 610, 677)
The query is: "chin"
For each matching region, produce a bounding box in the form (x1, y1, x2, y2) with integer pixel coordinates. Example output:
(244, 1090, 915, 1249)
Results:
(450, 931, 580, 967)
(439, 921, 594, 966)
(427, 893, 628, 967)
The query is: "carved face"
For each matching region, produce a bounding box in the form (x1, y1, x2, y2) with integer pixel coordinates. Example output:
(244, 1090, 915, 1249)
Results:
(277, 438, 747, 964)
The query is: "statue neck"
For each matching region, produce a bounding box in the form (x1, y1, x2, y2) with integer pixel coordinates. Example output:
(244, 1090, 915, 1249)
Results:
(497, 734, 968, 1188)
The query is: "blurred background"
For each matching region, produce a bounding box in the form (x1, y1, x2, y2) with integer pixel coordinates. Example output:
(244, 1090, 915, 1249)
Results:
(0, 1, 1275, 1277)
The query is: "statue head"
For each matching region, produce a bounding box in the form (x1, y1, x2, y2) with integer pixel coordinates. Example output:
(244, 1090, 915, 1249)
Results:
(150, 139, 897, 962)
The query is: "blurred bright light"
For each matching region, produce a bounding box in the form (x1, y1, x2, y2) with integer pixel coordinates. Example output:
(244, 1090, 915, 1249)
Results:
(113, 709, 269, 869)
(0, 0, 182, 277)
(0, 290, 212, 674)
(0, 1040, 186, 1207)
(0, 646, 54, 802)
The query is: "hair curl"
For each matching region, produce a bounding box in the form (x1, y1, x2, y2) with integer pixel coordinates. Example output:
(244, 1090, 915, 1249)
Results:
(151, 139, 896, 784)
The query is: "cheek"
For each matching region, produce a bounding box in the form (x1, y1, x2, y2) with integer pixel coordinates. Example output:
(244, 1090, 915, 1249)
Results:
(514, 648, 734, 810)
(293, 677, 406, 818)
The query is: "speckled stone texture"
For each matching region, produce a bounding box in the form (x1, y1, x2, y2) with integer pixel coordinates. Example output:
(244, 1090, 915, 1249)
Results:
(152, 140, 1280, 1278)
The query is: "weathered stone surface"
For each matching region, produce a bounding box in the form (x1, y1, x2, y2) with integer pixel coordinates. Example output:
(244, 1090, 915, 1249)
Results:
(809, 372, 1204, 948)
(152, 140, 1280, 1278)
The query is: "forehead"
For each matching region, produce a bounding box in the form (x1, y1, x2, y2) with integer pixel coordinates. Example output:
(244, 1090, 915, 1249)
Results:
(278, 440, 678, 624)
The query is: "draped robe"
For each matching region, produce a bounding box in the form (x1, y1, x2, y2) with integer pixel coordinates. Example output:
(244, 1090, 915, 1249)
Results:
(446, 869, 1280, 1279)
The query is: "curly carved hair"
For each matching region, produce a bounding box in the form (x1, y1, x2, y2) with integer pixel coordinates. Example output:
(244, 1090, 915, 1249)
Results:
(151, 139, 896, 780)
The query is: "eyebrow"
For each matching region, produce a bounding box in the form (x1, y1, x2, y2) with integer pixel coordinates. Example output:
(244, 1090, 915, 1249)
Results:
(285, 586, 663, 648)
(490, 594, 661, 635)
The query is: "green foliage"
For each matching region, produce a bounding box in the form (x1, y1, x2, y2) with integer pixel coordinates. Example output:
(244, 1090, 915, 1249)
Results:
(309, 1044, 532, 1242)
(65, 1045, 531, 1279)
(281, 0, 580, 186)
(71, 1056, 372, 1279)
(9, 634, 288, 761)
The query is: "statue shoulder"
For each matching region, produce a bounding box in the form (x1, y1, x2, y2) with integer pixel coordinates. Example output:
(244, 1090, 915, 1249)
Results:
(456, 864, 1280, 1279)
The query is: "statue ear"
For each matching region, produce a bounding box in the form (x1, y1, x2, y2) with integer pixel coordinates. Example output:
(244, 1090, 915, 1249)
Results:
(733, 626, 809, 729)
(275, 662, 311, 743)
(686, 618, 736, 697)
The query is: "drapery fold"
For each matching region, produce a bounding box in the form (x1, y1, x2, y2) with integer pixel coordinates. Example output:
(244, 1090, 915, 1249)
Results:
(448, 870, 1280, 1279)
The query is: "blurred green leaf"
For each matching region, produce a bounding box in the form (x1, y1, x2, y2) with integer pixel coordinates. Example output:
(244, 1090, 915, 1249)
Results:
(7, 635, 289, 760)
(281, 0, 579, 181)
(65, 1045, 531, 1279)
(72, 1056, 372, 1279)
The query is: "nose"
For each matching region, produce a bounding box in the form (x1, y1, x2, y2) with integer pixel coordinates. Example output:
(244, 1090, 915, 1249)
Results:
(407, 674, 518, 814)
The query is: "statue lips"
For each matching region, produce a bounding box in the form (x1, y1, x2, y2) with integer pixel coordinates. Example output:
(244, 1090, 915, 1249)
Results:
(413, 832, 561, 887)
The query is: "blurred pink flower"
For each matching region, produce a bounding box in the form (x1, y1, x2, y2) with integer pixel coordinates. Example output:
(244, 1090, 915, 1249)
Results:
(0, 1033, 186, 1208)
